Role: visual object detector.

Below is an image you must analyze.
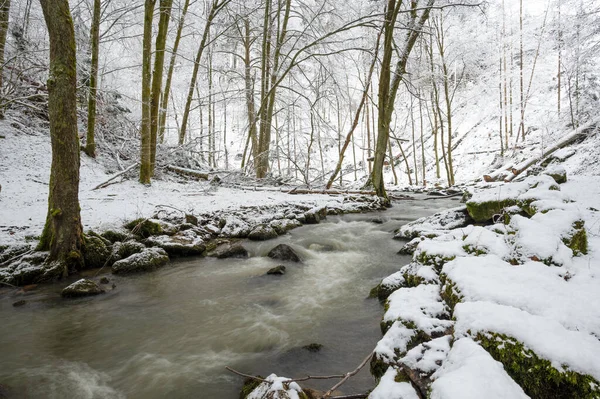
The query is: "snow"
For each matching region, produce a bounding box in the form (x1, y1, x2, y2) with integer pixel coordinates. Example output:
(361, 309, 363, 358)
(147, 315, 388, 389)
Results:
(368, 367, 420, 399)
(0, 127, 358, 246)
(246, 374, 304, 399)
(383, 285, 451, 335)
(443, 255, 600, 335)
(462, 226, 511, 258)
(454, 301, 600, 381)
(429, 338, 529, 399)
(401, 335, 452, 375)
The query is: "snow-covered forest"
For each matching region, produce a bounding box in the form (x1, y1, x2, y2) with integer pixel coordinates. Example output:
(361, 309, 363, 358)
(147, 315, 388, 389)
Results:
(1, 0, 600, 398)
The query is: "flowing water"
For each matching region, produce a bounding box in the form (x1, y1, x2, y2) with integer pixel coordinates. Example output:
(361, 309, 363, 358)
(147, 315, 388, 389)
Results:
(0, 197, 457, 399)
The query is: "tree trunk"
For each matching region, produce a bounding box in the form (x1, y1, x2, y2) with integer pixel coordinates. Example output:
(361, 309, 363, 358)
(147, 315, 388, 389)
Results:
(178, 0, 225, 145)
(139, 0, 156, 184)
(370, 0, 434, 199)
(37, 0, 84, 272)
(149, 0, 174, 173)
(0, 0, 11, 118)
(159, 0, 190, 142)
(84, 0, 100, 157)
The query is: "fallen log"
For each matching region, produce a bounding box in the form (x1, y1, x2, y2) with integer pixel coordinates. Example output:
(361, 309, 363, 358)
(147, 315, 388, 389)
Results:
(483, 162, 514, 182)
(92, 162, 138, 190)
(510, 121, 597, 178)
(287, 188, 377, 196)
(166, 165, 209, 180)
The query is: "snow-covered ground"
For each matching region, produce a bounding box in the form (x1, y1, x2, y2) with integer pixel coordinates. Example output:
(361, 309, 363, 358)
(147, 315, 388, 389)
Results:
(0, 121, 351, 246)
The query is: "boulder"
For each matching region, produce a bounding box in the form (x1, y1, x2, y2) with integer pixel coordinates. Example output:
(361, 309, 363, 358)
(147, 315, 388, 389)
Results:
(124, 218, 178, 238)
(208, 242, 248, 259)
(269, 218, 302, 235)
(145, 232, 205, 256)
(112, 248, 169, 274)
(61, 279, 105, 298)
(266, 265, 286, 275)
(83, 236, 111, 269)
(113, 240, 147, 260)
(268, 244, 302, 263)
(544, 165, 567, 184)
(303, 206, 327, 224)
(248, 225, 278, 241)
(3, 260, 64, 286)
(100, 228, 129, 243)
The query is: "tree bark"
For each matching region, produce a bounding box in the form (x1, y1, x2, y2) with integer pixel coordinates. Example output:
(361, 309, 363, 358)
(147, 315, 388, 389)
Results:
(0, 0, 11, 117)
(159, 0, 190, 142)
(37, 0, 84, 272)
(139, 0, 156, 184)
(84, 0, 100, 157)
(149, 0, 173, 173)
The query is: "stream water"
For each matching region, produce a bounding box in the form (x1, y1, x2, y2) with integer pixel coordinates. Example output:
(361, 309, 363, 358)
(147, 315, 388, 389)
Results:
(0, 196, 456, 399)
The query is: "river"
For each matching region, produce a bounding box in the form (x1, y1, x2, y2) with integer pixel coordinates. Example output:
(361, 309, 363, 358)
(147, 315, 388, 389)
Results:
(0, 196, 456, 398)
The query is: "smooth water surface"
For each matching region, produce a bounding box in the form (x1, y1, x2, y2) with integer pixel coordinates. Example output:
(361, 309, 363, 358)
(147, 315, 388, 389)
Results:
(0, 197, 456, 398)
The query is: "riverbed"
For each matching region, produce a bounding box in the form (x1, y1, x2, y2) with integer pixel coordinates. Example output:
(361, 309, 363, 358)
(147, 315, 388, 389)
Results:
(0, 196, 456, 398)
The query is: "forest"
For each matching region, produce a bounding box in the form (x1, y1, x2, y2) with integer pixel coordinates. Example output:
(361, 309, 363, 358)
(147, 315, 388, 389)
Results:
(1, 0, 600, 398)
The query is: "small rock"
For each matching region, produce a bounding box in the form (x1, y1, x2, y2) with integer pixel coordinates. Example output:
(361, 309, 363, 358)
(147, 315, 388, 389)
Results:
(112, 248, 169, 274)
(185, 214, 198, 225)
(12, 300, 27, 307)
(266, 265, 286, 275)
(208, 242, 248, 259)
(248, 224, 278, 241)
(99, 277, 110, 284)
(302, 343, 323, 352)
(61, 279, 105, 298)
(268, 244, 302, 262)
(370, 217, 385, 224)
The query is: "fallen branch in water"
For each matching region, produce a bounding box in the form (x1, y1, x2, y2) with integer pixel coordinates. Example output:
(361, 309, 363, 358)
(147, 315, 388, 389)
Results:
(321, 351, 374, 398)
(225, 351, 374, 399)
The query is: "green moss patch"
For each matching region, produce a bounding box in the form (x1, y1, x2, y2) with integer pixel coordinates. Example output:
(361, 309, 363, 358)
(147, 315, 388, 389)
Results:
(476, 332, 600, 399)
(466, 198, 519, 223)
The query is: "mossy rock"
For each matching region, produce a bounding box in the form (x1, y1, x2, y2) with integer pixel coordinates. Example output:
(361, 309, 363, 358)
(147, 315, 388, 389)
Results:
(415, 251, 456, 272)
(112, 248, 169, 275)
(563, 222, 588, 255)
(477, 332, 600, 399)
(124, 218, 167, 238)
(100, 229, 129, 243)
(370, 353, 390, 380)
(440, 275, 463, 313)
(466, 198, 519, 223)
(114, 240, 146, 260)
(369, 283, 400, 302)
(240, 377, 263, 399)
(83, 236, 111, 269)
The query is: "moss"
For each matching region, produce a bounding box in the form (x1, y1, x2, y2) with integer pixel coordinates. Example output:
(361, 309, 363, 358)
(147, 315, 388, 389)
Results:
(51, 208, 63, 217)
(82, 235, 111, 269)
(370, 354, 389, 380)
(563, 225, 588, 256)
(415, 251, 456, 272)
(369, 282, 402, 302)
(402, 272, 425, 288)
(394, 369, 411, 383)
(463, 244, 487, 256)
(476, 332, 600, 399)
(466, 198, 518, 223)
(124, 218, 163, 238)
(440, 275, 463, 313)
(239, 377, 263, 399)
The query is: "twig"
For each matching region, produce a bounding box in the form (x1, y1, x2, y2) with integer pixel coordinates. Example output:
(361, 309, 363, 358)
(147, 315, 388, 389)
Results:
(225, 367, 268, 383)
(322, 352, 374, 398)
(0, 281, 18, 288)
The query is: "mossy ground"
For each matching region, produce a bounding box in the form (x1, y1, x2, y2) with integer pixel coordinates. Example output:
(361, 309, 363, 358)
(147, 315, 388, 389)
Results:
(477, 332, 600, 399)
